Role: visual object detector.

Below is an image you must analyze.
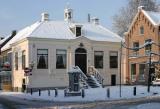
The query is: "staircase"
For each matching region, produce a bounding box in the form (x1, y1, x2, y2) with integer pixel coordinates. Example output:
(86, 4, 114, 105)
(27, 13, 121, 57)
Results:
(70, 66, 103, 88)
(70, 66, 89, 88)
(86, 75, 100, 88)
(87, 66, 104, 88)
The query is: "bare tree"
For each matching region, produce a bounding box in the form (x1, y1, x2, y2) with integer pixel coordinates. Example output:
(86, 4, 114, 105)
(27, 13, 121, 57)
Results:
(112, 0, 159, 37)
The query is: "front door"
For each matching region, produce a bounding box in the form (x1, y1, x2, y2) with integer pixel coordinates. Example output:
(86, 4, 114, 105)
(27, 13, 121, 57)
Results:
(75, 48, 87, 74)
(111, 74, 116, 86)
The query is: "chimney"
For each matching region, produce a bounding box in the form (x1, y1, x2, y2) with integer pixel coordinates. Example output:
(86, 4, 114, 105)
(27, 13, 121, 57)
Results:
(91, 17, 99, 25)
(0, 30, 17, 50)
(41, 12, 49, 21)
(0, 37, 4, 40)
(138, 6, 145, 12)
(88, 14, 91, 22)
(12, 30, 17, 36)
(64, 8, 73, 22)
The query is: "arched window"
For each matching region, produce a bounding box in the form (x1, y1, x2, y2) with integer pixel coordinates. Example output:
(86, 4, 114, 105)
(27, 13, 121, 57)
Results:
(140, 26, 144, 35)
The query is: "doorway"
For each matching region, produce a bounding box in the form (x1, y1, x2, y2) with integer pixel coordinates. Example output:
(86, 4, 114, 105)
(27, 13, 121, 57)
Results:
(111, 74, 116, 86)
(75, 48, 87, 74)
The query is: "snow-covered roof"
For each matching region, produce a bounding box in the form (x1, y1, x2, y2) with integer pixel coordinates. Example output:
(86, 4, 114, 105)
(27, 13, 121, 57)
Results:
(0, 35, 10, 45)
(2, 22, 41, 50)
(127, 9, 160, 34)
(142, 10, 160, 25)
(2, 20, 121, 51)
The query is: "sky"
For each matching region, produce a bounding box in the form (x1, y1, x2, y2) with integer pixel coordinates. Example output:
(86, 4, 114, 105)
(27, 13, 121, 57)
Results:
(0, 0, 145, 37)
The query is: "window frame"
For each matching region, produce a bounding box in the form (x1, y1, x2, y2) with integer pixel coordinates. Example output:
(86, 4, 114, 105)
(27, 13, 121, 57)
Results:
(76, 26, 82, 37)
(37, 49, 48, 69)
(22, 50, 26, 70)
(110, 51, 118, 69)
(145, 39, 152, 55)
(56, 49, 67, 69)
(15, 52, 18, 70)
(94, 51, 104, 69)
(131, 63, 136, 81)
(140, 26, 144, 35)
(139, 64, 145, 81)
(133, 42, 139, 56)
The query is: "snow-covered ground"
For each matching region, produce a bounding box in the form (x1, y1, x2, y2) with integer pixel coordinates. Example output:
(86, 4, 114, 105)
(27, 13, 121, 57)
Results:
(0, 85, 160, 102)
(130, 103, 160, 109)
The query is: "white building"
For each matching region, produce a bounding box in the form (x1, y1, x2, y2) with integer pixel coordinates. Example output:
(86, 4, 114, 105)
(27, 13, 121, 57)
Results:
(0, 8, 123, 91)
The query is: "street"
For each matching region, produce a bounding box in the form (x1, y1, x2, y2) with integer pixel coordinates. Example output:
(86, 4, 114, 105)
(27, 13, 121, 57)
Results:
(1, 94, 160, 109)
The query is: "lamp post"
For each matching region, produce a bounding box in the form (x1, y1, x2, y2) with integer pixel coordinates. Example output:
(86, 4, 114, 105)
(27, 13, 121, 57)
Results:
(119, 41, 122, 97)
(147, 43, 152, 93)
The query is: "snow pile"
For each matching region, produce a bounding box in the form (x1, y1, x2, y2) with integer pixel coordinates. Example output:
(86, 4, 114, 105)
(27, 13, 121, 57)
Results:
(0, 86, 160, 102)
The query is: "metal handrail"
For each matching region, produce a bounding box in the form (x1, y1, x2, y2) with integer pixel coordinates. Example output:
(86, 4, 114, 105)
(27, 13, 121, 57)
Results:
(72, 66, 88, 80)
(70, 66, 88, 87)
(88, 66, 104, 85)
(75, 66, 88, 80)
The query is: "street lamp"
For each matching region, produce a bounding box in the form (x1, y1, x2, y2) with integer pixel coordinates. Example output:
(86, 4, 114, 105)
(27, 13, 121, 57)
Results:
(119, 41, 122, 97)
(147, 42, 152, 93)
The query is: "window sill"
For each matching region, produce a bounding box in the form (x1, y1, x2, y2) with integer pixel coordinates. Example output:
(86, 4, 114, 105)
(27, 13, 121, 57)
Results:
(56, 68, 66, 69)
(139, 34, 144, 36)
(95, 68, 103, 69)
(110, 68, 118, 69)
(37, 68, 48, 69)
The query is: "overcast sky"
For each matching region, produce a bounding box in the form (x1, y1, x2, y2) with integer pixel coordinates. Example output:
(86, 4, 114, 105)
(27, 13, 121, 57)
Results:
(0, 0, 159, 37)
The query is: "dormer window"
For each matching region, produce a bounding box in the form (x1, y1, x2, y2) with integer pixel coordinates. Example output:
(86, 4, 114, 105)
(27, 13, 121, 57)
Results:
(70, 24, 82, 37)
(140, 26, 144, 35)
(76, 26, 81, 37)
(68, 11, 72, 19)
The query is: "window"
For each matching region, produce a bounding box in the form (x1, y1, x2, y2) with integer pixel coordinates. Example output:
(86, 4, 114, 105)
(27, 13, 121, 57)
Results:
(22, 50, 26, 69)
(2, 75, 11, 84)
(56, 50, 67, 69)
(131, 64, 136, 80)
(145, 39, 152, 55)
(140, 26, 144, 35)
(110, 51, 118, 68)
(76, 27, 81, 37)
(133, 42, 139, 50)
(68, 11, 72, 19)
(133, 42, 139, 56)
(94, 51, 103, 68)
(139, 64, 145, 80)
(15, 52, 18, 70)
(37, 49, 48, 69)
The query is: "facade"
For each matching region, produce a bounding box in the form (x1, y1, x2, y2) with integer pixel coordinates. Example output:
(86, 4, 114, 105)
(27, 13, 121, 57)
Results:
(124, 7, 160, 84)
(0, 8, 122, 91)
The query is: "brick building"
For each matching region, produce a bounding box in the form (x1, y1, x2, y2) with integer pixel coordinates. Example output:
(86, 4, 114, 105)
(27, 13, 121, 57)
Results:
(124, 7, 160, 84)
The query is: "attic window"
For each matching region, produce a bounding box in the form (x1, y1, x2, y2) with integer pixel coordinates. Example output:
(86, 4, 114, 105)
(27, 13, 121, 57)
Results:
(76, 26, 81, 37)
(70, 25, 82, 37)
(140, 26, 144, 35)
(68, 12, 72, 19)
